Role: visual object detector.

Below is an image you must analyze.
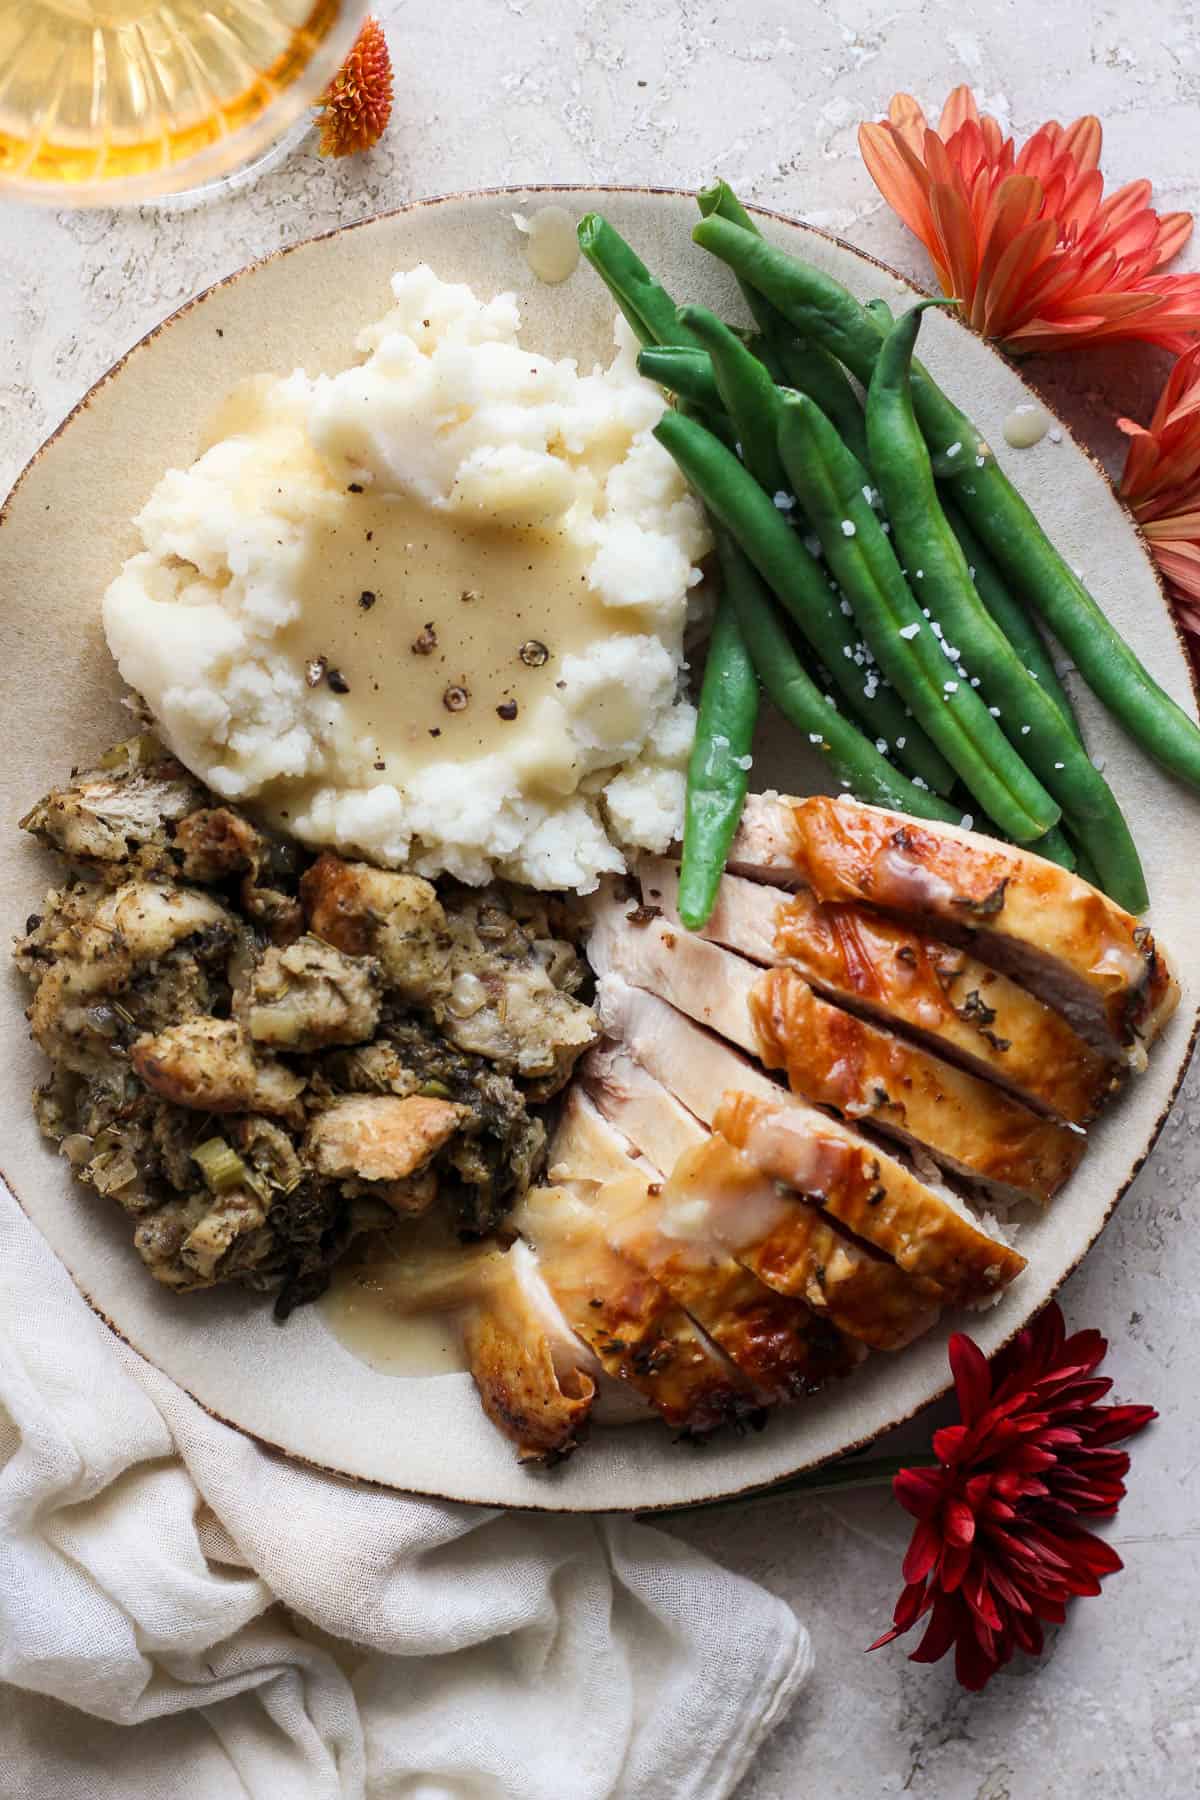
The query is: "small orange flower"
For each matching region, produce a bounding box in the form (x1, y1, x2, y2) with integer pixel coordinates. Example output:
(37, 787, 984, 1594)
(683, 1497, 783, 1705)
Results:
(859, 87, 1200, 355)
(315, 16, 393, 158)
(1120, 344, 1200, 638)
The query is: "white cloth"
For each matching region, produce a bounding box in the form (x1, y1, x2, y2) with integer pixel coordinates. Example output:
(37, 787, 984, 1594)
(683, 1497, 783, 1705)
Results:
(0, 1187, 811, 1800)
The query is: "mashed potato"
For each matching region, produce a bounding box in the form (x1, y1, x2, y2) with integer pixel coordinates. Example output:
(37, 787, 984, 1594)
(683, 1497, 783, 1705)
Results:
(103, 265, 710, 890)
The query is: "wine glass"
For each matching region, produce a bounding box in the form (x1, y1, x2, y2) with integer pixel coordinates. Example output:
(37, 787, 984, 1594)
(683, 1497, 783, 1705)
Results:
(0, 0, 369, 206)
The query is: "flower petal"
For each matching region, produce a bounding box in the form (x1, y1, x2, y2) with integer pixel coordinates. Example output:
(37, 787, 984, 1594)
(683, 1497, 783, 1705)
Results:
(902, 1517, 944, 1585)
(859, 86, 1198, 354)
(858, 122, 939, 250)
(1085, 1404, 1159, 1445)
(949, 1332, 992, 1424)
(894, 1465, 946, 1519)
(1154, 211, 1194, 266)
(932, 1423, 973, 1464)
(943, 1497, 977, 1549)
(938, 84, 981, 138)
(954, 1625, 1003, 1690)
(887, 92, 931, 153)
(910, 1594, 963, 1665)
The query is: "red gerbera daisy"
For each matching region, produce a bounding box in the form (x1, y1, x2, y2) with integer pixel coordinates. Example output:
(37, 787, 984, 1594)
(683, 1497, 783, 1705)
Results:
(869, 1303, 1155, 1690)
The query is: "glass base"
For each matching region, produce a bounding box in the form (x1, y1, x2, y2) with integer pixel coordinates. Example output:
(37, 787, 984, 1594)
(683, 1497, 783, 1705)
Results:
(141, 114, 315, 213)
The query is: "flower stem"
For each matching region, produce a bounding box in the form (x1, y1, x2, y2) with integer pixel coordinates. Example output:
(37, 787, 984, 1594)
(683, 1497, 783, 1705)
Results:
(643, 1454, 938, 1521)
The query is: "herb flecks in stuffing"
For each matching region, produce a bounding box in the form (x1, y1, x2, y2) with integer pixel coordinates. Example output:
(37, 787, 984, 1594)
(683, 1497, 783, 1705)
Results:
(14, 735, 597, 1313)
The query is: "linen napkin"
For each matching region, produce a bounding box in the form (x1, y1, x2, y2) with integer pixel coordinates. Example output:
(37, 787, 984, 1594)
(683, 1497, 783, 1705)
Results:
(0, 1184, 811, 1800)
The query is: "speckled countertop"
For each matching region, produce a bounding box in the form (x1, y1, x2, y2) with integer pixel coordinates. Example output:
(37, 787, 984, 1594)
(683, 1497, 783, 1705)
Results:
(3, 4, 1199, 1797)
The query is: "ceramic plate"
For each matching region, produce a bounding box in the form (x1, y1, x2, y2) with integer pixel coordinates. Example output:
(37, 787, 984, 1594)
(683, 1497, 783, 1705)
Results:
(2, 187, 1196, 1511)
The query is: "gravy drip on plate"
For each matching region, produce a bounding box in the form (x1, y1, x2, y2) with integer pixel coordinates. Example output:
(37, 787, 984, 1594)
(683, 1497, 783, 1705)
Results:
(318, 1235, 474, 1378)
(1002, 403, 1051, 449)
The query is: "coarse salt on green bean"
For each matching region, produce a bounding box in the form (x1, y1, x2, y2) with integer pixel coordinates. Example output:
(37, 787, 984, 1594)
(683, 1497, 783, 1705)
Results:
(866, 303, 1146, 909)
(778, 388, 1061, 843)
(712, 526, 961, 824)
(941, 497, 1082, 741)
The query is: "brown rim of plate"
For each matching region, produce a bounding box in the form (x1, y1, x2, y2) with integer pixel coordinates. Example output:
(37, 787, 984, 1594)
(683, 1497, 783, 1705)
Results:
(3, 184, 1197, 1514)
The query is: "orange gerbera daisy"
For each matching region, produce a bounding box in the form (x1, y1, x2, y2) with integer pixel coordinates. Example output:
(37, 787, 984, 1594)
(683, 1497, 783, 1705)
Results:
(859, 87, 1200, 354)
(1120, 343, 1200, 637)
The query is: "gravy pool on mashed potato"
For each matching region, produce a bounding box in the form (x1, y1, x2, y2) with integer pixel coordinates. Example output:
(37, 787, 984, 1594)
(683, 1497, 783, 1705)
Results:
(102, 266, 711, 891)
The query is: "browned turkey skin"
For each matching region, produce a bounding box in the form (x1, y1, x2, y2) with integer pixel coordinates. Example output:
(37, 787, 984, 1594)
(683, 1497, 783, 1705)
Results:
(14, 736, 596, 1315)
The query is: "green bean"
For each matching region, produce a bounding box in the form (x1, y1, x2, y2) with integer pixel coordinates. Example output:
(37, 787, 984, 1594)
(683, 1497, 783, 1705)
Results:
(631, 350, 747, 456)
(679, 585, 759, 928)
(778, 389, 1060, 843)
(577, 213, 705, 350)
(692, 210, 1200, 795)
(781, 283, 1084, 749)
(637, 346, 723, 410)
(942, 499, 1081, 741)
(774, 339, 873, 471)
(797, 281, 1084, 746)
(866, 304, 1145, 907)
(745, 332, 785, 380)
(713, 526, 961, 823)
(1032, 825, 1077, 873)
(677, 305, 788, 495)
(653, 408, 956, 795)
(698, 181, 872, 467)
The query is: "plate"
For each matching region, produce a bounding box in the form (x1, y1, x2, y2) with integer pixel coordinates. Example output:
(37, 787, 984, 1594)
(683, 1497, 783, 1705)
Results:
(1, 186, 1196, 1511)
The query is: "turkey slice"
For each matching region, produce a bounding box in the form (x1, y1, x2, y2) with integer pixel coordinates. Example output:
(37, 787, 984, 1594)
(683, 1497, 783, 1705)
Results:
(595, 974, 1026, 1307)
(638, 856, 1116, 1125)
(586, 1046, 939, 1353)
(549, 1086, 854, 1397)
(590, 897, 1084, 1204)
(727, 795, 1178, 1067)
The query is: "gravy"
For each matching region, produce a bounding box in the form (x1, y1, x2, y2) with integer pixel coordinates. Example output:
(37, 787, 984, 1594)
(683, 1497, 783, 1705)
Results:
(201, 376, 623, 806)
(318, 1258, 467, 1378)
(279, 490, 607, 778)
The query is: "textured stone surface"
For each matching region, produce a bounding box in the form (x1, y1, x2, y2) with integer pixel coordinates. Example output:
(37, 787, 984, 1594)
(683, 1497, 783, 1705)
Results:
(2, 3, 1198, 1795)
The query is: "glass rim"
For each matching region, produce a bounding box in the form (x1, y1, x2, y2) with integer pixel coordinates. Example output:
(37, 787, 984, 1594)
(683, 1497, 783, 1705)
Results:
(0, 1, 370, 209)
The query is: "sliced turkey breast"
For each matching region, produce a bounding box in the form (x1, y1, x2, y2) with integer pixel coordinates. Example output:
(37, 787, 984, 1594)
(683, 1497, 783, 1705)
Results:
(639, 857, 1116, 1124)
(547, 1081, 661, 1188)
(581, 1036, 711, 1174)
(591, 898, 1083, 1204)
(715, 1089, 1026, 1303)
(549, 1087, 855, 1398)
(513, 1181, 765, 1434)
(589, 891, 763, 1054)
(749, 967, 1085, 1204)
(462, 1241, 598, 1463)
(728, 795, 1178, 1066)
(595, 974, 1026, 1306)
(586, 1050, 939, 1352)
(595, 1166, 861, 1396)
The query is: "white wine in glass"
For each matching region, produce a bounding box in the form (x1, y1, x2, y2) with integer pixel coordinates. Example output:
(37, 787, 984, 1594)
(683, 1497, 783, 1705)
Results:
(0, 0, 369, 204)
